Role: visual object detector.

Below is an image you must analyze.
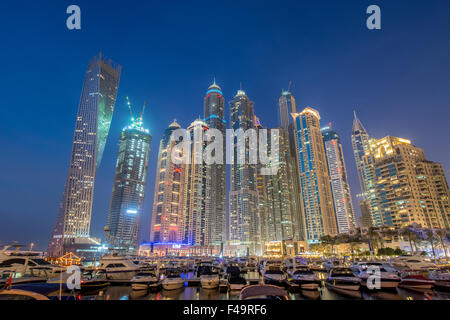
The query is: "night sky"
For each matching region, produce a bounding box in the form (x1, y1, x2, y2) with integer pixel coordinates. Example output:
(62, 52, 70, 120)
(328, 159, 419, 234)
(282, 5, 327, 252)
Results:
(1, 0, 449, 250)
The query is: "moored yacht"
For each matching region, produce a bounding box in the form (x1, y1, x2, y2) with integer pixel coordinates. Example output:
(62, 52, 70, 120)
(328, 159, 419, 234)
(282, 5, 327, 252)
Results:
(399, 272, 435, 291)
(0, 245, 64, 283)
(196, 265, 220, 289)
(325, 267, 361, 291)
(350, 262, 400, 290)
(98, 254, 141, 281)
(263, 267, 287, 287)
(288, 265, 321, 290)
(239, 284, 289, 300)
(429, 267, 450, 291)
(131, 270, 160, 291)
(390, 255, 437, 271)
(226, 266, 247, 291)
(161, 269, 185, 291)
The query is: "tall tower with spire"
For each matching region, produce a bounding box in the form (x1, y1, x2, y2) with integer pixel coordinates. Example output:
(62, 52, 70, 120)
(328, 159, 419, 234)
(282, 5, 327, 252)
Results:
(150, 119, 186, 243)
(228, 87, 260, 255)
(351, 111, 370, 194)
(351, 111, 375, 227)
(48, 54, 121, 256)
(278, 83, 297, 131)
(203, 81, 226, 246)
(106, 98, 151, 251)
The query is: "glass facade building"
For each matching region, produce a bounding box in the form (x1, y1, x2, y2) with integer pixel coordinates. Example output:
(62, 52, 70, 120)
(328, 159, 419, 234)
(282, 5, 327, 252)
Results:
(322, 126, 356, 233)
(106, 107, 151, 251)
(48, 54, 121, 256)
(292, 108, 338, 243)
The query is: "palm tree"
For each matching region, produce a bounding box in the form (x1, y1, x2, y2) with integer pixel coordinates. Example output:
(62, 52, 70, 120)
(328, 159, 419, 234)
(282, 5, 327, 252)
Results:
(400, 227, 418, 254)
(320, 235, 338, 256)
(425, 229, 437, 263)
(366, 228, 382, 255)
(435, 229, 448, 259)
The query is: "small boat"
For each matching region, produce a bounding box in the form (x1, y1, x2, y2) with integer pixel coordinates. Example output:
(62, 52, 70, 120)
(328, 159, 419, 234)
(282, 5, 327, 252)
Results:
(239, 284, 289, 300)
(161, 269, 184, 291)
(323, 258, 341, 271)
(131, 271, 159, 291)
(195, 263, 220, 289)
(226, 266, 247, 291)
(350, 262, 400, 290)
(325, 267, 361, 291)
(0, 288, 49, 300)
(429, 267, 450, 291)
(263, 268, 287, 287)
(98, 254, 141, 281)
(399, 272, 435, 291)
(288, 265, 321, 290)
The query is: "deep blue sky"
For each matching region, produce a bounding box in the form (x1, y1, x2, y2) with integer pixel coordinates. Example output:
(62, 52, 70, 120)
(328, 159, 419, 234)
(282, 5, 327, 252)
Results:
(1, 0, 449, 250)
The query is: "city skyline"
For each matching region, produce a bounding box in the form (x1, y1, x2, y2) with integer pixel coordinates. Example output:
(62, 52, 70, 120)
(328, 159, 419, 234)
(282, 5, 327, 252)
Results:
(2, 1, 450, 250)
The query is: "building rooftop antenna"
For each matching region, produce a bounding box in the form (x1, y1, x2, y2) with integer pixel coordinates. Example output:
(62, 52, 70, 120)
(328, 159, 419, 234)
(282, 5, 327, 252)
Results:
(126, 96, 134, 120)
(287, 80, 292, 92)
(139, 101, 147, 122)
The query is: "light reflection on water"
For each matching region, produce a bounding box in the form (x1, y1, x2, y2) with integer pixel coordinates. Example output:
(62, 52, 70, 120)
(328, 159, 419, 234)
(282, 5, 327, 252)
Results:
(85, 285, 450, 301)
(82, 271, 450, 301)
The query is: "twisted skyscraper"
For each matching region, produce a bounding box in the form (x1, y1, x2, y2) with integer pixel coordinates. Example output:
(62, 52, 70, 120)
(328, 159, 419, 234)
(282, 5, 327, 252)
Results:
(48, 54, 121, 256)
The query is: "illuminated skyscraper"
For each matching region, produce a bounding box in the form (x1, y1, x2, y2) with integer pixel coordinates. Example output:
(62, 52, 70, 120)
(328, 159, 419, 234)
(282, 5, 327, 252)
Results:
(48, 54, 121, 256)
(106, 100, 151, 251)
(259, 128, 301, 242)
(322, 126, 356, 233)
(279, 89, 297, 131)
(278, 89, 304, 241)
(350, 111, 379, 226)
(292, 108, 338, 243)
(203, 81, 226, 246)
(183, 119, 211, 246)
(229, 89, 260, 254)
(150, 120, 185, 243)
(363, 136, 449, 229)
(351, 111, 370, 193)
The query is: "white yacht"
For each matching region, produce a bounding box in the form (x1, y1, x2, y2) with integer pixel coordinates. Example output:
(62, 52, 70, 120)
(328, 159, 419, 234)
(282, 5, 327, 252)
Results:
(350, 262, 400, 290)
(161, 269, 184, 291)
(325, 267, 361, 291)
(390, 255, 437, 271)
(428, 267, 450, 291)
(195, 263, 220, 289)
(98, 254, 141, 281)
(131, 271, 160, 291)
(288, 265, 321, 290)
(0, 245, 64, 284)
(263, 266, 287, 286)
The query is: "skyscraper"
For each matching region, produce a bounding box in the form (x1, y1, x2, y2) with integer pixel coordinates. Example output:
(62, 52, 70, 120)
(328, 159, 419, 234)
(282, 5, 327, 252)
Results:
(278, 89, 304, 241)
(351, 111, 370, 193)
(106, 101, 151, 251)
(48, 54, 121, 256)
(279, 89, 297, 132)
(203, 81, 226, 246)
(363, 136, 449, 229)
(258, 128, 300, 242)
(150, 120, 186, 243)
(322, 126, 356, 233)
(292, 108, 338, 243)
(229, 88, 260, 254)
(351, 112, 378, 226)
(183, 119, 211, 246)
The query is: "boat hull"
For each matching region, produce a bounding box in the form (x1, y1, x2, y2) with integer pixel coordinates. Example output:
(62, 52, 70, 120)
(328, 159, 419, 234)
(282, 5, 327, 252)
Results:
(162, 280, 184, 291)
